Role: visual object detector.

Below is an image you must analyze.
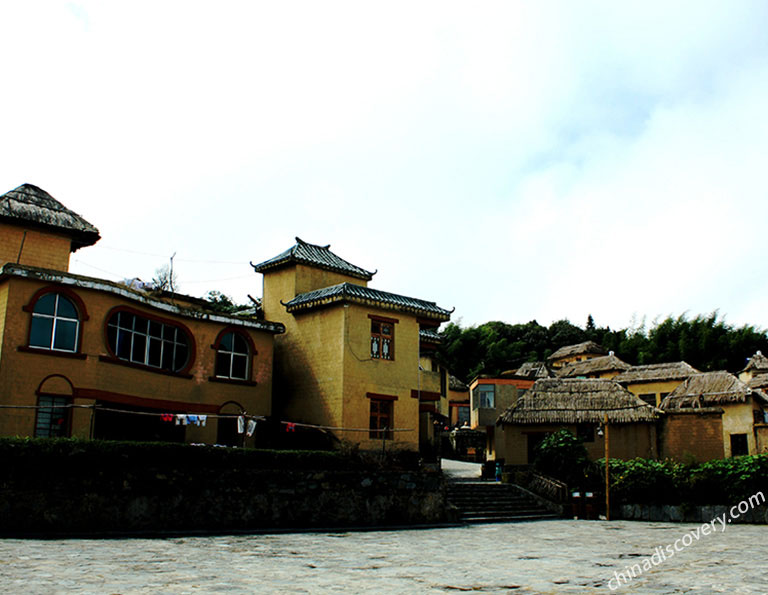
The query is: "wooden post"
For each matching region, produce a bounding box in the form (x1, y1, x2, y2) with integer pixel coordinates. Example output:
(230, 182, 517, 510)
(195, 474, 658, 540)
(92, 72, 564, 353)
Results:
(604, 413, 610, 521)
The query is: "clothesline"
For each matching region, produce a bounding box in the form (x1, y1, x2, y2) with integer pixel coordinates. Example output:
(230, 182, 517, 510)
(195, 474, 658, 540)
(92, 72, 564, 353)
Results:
(0, 404, 415, 433)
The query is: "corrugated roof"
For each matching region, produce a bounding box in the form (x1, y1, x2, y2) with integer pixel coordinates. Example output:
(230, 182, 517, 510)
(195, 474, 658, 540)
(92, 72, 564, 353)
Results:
(661, 371, 768, 409)
(251, 237, 375, 281)
(0, 184, 100, 250)
(282, 282, 452, 320)
(614, 361, 699, 384)
(557, 353, 631, 378)
(498, 378, 660, 425)
(547, 341, 607, 361)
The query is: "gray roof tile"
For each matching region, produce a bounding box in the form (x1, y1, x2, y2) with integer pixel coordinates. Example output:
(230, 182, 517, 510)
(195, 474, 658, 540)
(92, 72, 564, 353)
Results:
(251, 237, 375, 280)
(283, 282, 452, 320)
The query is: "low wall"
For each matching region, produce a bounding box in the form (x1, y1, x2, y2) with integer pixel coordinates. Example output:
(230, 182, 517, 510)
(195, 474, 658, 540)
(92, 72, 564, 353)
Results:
(617, 504, 768, 524)
(0, 439, 456, 536)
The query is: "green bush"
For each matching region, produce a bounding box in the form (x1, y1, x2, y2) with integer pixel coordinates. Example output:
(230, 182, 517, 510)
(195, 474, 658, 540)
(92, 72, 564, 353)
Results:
(591, 455, 768, 505)
(532, 429, 591, 487)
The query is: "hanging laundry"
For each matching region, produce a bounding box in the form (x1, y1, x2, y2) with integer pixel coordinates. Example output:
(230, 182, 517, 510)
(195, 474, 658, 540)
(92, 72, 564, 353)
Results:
(246, 419, 256, 437)
(161, 414, 174, 423)
(187, 414, 199, 426)
(198, 415, 207, 427)
(285, 422, 296, 433)
(175, 414, 185, 426)
(237, 415, 245, 434)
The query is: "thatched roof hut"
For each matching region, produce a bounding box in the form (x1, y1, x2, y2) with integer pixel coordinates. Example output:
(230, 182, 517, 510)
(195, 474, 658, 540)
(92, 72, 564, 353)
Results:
(547, 341, 607, 362)
(0, 184, 100, 250)
(498, 378, 660, 425)
(747, 373, 768, 390)
(515, 361, 554, 379)
(614, 361, 699, 384)
(740, 351, 768, 374)
(661, 371, 768, 410)
(557, 353, 631, 378)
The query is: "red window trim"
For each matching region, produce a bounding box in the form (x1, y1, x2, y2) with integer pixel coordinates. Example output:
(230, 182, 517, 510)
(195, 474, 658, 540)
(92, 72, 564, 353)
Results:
(411, 389, 441, 401)
(22, 285, 89, 354)
(74, 387, 219, 413)
(209, 326, 257, 382)
(103, 305, 197, 376)
(368, 314, 399, 324)
(419, 403, 437, 413)
(366, 392, 398, 401)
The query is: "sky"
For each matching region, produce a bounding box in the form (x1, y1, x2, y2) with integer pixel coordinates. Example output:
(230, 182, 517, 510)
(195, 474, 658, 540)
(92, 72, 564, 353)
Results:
(2, 1, 768, 332)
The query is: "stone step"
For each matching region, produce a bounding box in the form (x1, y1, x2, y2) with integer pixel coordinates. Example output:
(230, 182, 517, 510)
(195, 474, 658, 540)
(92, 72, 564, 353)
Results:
(446, 480, 559, 524)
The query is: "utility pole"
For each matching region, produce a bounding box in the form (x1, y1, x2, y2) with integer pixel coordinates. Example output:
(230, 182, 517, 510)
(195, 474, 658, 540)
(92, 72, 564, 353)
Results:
(604, 413, 610, 521)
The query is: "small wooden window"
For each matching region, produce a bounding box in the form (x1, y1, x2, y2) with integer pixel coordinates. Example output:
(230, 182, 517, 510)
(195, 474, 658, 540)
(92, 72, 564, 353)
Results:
(371, 320, 394, 360)
(369, 399, 393, 440)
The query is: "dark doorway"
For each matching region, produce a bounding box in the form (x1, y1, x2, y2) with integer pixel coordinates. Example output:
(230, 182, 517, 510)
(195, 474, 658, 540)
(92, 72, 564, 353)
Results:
(526, 432, 547, 464)
(730, 433, 748, 457)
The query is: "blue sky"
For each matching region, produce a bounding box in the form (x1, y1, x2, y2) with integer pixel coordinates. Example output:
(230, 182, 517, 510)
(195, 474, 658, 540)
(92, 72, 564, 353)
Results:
(2, 1, 768, 331)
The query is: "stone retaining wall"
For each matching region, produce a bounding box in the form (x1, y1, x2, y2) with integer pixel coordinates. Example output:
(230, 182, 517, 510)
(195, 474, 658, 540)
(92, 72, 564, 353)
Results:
(0, 440, 456, 535)
(617, 503, 768, 524)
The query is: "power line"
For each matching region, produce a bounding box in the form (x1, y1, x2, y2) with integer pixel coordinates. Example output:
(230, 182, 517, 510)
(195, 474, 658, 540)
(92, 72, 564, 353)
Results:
(91, 244, 248, 265)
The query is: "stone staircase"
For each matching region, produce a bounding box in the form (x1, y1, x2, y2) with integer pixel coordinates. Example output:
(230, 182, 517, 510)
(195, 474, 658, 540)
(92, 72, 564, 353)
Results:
(446, 481, 560, 524)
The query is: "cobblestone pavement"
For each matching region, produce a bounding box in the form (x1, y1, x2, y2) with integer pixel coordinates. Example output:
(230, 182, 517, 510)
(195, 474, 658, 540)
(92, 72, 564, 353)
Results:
(2, 520, 767, 594)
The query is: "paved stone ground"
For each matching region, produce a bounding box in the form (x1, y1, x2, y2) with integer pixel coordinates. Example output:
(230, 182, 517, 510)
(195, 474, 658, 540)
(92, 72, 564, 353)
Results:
(2, 519, 767, 593)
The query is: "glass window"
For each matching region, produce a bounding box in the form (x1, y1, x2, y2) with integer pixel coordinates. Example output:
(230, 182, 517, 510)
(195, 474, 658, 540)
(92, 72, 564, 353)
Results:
(106, 310, 190, 372)
(474, 385, 495, 409)
(371, 320, 394, 360)
(35, 395, 70, 437)
(29, 293, 80, 352)
(369, 399, 393, 440)
(215, 332, 250, 380)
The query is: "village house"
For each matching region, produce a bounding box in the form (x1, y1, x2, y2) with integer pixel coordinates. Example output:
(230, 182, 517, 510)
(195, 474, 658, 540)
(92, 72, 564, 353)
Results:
(468, 372, 535, 462)
(252, 238, 452, 453)
(0, 183, 284, 445)
(546, 341, 607, 370)
(660, 371, 768, 458)
(556, 351, 631, 380)
(738, 350, 768, 383)
(496, 378, 661, 465)
(447, 374, 470, 427)
(614, 361, 699, 407)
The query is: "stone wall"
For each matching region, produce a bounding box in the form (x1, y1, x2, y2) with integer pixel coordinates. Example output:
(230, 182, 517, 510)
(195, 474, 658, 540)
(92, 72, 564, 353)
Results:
(0, 439, 455, 536)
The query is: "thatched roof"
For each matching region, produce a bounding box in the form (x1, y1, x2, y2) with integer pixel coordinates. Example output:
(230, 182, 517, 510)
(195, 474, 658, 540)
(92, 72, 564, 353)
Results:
(498, 378, 660, 425)
(449, 375, 469, 392)
(0, 184, 100, 250)
(557, 353, 631, 378)
(747, 374, 768, 390)
(614, 361, 699, 384)
(741, 351, 768, 373)
(515, 361, 555, 379)
(661, 371, 768, 410)
(547, 341, 607, 361)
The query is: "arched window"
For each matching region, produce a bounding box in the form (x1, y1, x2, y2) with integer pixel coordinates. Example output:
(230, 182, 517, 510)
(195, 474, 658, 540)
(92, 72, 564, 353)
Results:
(106, 309, 190, 372)
(29, 293, 80, 352)
(215, 332, 250, 380)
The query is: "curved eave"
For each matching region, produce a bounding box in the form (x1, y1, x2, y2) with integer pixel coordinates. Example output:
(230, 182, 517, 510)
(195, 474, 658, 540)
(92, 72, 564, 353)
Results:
(285, 294, 451, 321)
(251, 258, 375, 281)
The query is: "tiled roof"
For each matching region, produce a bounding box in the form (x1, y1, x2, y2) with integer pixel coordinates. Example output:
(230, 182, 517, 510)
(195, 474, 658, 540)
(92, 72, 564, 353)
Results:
(614, 361, 699, 384)
(547, 341, 607, 361)
(557, 353, 631, 378)
(516, 361, 555, 379)
(251, 237, 375, 281)
(283, 282, 452, 320)
(419, 328, 442, 344)
(0, 184, 100, 250)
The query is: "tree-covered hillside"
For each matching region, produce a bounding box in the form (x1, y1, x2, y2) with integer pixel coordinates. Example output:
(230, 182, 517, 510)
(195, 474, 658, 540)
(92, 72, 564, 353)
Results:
(439, 313, 768, 383)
